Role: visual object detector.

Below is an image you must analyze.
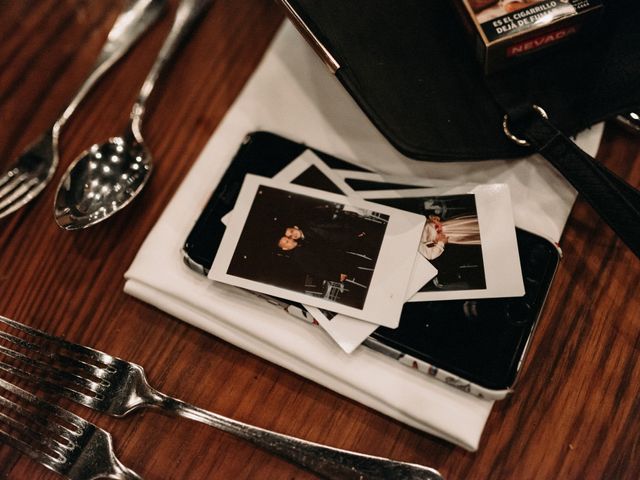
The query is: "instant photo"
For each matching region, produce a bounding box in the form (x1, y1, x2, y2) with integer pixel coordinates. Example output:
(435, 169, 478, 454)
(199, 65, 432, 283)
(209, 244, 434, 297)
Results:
(209, 175, 426, 327)
(362, 184, 524, 301)
(217, 152, 438, 343)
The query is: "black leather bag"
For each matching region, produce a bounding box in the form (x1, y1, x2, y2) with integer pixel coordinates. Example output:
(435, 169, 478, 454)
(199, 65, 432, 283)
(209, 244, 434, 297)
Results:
(278, 0, 640, 257)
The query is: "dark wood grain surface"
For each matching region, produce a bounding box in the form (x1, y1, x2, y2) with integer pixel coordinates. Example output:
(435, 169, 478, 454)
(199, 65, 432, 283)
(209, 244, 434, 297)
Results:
(0, 1, 638, 479)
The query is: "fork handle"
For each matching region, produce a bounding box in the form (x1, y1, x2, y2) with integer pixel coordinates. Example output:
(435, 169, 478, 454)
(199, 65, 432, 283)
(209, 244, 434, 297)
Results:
(155, 394, 443, 480)
(54, 0, 166, 133)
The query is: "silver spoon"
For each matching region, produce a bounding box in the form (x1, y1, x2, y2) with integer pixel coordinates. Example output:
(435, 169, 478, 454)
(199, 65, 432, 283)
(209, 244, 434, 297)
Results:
(54, 0, 213, 229)
(0, 0, 166, 219)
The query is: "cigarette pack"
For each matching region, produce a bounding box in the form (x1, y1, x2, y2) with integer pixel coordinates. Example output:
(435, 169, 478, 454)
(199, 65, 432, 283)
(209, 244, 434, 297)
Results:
(455, 0, 604, 74)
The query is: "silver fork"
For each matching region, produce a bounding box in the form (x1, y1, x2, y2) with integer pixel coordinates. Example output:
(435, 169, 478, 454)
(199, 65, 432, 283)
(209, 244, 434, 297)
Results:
(0, 0, 166, 219)
(0, 316, 444, 480)
(0, 377, 141, 480)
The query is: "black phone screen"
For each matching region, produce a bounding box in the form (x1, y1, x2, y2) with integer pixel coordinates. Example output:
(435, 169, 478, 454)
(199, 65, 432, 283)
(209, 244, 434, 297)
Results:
(369, 228, 559, 390)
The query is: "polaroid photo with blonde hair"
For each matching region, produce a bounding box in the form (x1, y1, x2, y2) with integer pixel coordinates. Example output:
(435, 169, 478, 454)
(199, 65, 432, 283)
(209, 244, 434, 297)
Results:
(361, 184, 524, 301)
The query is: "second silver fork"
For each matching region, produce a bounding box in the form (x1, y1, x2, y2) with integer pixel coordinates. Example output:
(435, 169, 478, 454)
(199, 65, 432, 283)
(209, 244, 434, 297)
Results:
(0, 377, 141, 480)
(0, 316, 444, 480)
(0, 0, 166, 219)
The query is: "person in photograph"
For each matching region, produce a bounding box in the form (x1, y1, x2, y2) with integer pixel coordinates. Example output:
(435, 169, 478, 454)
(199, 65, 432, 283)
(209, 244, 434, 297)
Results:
(419, 214, 481, 260)
(276, 215, 376, 284)
(275, 211, 386, 309)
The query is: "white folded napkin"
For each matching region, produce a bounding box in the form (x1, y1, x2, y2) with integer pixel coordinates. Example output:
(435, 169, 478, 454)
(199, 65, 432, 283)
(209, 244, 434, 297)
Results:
(124, 21, 603, 451)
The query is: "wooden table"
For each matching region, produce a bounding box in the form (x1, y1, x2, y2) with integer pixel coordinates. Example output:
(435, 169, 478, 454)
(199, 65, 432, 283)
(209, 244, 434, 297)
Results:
(0, 1, 638, 479)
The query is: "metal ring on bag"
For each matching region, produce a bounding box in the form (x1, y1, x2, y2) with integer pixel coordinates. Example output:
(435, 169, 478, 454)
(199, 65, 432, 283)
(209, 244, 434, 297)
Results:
(502, 104, 548, 147)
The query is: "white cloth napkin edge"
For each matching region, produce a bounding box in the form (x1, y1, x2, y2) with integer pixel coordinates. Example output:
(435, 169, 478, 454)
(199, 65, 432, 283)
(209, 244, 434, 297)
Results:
(124, 278, 488, 450)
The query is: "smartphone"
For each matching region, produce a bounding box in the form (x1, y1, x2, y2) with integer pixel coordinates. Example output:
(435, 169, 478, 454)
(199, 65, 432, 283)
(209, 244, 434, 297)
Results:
(182, 131, 561, 399)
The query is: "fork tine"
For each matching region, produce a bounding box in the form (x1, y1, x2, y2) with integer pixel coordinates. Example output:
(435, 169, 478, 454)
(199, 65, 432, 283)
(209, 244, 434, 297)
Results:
(0, 338, 106, 383)
(0, 379, 81, 464)
(0, 167, 21, 189)
(0, 356, 103, 408)
(0, 426, 62, 467)
(0, 316, 114, 365)
(0, 170, 30, 199)
(0, 176, 42, 216)
(0, 319, 118, 409)
(0, 377, 142, 480)
(0, 329, 111, 379)
(0, 377, 84, 433)
(0, 393, 74, 455)
(0, 167, 20, 187)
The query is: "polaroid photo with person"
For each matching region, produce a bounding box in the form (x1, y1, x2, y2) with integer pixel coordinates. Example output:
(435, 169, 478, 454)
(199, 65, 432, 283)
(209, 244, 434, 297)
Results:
(209, 174, 426, 327)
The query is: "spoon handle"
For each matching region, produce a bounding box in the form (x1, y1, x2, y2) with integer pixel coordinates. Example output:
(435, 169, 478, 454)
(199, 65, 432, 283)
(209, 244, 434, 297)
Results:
(54, 0, 167, 134)
(130, 0, 214, 127)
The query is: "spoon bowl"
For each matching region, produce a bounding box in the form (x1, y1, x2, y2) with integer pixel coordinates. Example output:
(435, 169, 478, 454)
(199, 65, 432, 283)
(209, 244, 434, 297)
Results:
(54, 0, 212, 230)
(54, 132, 151, 229)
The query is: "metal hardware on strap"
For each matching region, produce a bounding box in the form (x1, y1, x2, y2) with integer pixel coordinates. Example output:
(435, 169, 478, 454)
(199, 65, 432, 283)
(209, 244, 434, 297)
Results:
(502, 105, 548, 146)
